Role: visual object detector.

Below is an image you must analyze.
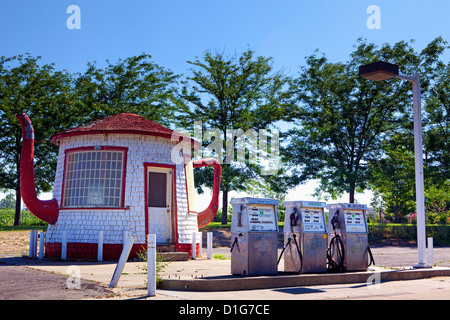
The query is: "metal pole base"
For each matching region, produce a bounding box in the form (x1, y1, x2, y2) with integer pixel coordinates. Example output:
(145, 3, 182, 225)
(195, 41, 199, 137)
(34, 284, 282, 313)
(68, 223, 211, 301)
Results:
(413, 262, 432, 269)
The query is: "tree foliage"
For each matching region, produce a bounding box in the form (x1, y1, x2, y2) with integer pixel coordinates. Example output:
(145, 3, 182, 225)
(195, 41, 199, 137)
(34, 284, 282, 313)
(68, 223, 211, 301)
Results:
(284, 37, 448, 204)
(0, 53, 179, 225)
(368, 134, 416, 222)
(176, 49, 290, 223)
(74, 54, 179, 126)
(425, 60, 450, 184)
(0, 54, 79, 225)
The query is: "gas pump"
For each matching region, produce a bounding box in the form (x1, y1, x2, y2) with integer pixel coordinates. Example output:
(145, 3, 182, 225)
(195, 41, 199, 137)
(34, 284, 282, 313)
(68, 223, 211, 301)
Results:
(230, 197, 279, 276)
(326, 203, 375, 272)
(281, 201, 328, 273)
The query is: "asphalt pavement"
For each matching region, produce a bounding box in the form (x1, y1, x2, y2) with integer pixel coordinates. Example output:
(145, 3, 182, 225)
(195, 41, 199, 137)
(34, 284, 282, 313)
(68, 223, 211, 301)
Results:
(1, 244, 450, 301)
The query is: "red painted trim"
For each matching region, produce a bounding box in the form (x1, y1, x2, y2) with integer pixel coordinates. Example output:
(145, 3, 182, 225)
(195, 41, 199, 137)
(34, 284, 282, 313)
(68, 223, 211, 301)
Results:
(172, 168, 179, 250)
(176, 243, 200, 257)
(60, 146, 128, 209)
(143, 163, 178, 246)
(144, 162, 177, 169)
(44, 242, 146, 260)
(63, 146, 128, 153)
(51, 130, 201, 149)
(52, 130, 172, 142)
(60, 147, 68, 208)
(144, 165, 149, 235)
(44, 241, 199, 259)
(121, 149, 128, 208)
(59, 207, 127, 211)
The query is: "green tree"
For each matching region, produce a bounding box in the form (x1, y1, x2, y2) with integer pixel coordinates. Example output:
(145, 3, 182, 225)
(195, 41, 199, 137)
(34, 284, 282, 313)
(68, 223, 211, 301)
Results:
(0, 54, 79, 225)
(176, 49, 290, 224)
(425, 184, 450, 224)
(74, 54, 179, 126)
(423, 60, 450, 225)
(368, 135, 416, 222)
(284, 37, 448, 203)
(0, 193, 15, 209)
(424, 60, 450, 184)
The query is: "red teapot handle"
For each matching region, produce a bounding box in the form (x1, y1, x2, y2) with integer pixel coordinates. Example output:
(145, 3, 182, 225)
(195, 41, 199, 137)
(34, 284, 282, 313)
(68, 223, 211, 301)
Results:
(192, 158, 221, 228)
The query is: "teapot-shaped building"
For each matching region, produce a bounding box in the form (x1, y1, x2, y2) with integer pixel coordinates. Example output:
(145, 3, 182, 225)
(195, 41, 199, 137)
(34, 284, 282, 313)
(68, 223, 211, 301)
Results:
(16, 113, 221, 259)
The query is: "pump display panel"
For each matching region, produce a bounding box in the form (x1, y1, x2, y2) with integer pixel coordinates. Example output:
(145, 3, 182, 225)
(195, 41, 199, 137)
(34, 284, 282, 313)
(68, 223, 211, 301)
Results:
(248, 205, 278, 232)
(344, 210, 367, 233)
(302, 209, 326, 232)
(230, 198, 279, 276)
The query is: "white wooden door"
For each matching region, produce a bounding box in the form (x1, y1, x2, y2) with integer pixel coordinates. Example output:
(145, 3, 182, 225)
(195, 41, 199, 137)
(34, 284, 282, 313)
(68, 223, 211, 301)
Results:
(147, 167, 172, 244)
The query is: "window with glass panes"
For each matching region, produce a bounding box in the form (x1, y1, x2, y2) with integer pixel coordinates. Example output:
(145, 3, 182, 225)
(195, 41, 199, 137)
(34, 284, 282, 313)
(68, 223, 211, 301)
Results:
(62, 149, 126, 208)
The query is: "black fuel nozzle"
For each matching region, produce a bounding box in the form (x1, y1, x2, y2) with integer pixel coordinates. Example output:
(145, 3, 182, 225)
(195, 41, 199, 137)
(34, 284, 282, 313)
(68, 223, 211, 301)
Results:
(331, 210, 340, 232)
(230, 236, 238, 252)
(290, 207, 299, 226)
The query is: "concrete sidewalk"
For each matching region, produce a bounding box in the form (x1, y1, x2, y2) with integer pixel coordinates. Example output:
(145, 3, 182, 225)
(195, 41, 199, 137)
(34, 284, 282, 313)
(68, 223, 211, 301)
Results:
(16, 246, 449, 300)
(0, 244, 447, 300)
(21, 256, 450, 300)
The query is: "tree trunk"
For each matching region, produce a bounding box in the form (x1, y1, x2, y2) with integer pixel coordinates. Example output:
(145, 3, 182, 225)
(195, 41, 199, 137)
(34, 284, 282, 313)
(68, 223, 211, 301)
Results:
(349, 182, 355, 203)
(13, 137, 21, 226)
(221, 189, 228, 225)
(393, 197, 403, 223)
(14, 187, 21, 226)
(14, 150, 21, 226)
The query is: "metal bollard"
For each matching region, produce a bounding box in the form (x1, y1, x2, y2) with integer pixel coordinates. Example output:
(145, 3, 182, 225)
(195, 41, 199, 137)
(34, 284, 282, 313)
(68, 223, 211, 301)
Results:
(123, 231, 128, 245)
(198, 232, 203, 257)
(147, 234, 157, 297)
(61, 231, 67, 260)
(29, 230, 38, 258)
(192, 232, 197, 260)
(38, 231, 45, 260)
(109, 236, 135, 288)
(427, 237, 434, 267)
(207, 232, 213, 259)
(98, 230, 104, 262)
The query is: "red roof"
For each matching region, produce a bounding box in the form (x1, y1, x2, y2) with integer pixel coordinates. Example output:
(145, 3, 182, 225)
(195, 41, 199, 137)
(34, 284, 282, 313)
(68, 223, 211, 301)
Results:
(50, 113, 198, 147)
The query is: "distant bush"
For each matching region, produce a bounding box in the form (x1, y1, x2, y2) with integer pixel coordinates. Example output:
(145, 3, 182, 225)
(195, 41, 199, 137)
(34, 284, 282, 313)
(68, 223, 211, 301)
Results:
(0, 209, 46, 227)
(369, 223, 450, 245)
(212, 208, 232, 223)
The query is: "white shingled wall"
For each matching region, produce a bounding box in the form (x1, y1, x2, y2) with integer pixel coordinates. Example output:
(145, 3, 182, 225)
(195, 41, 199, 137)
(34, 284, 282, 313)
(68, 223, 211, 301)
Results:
(46, 133, 198, 247)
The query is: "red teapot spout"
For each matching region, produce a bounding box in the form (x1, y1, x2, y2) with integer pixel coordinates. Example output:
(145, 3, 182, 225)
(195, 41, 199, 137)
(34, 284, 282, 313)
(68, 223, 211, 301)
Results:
(15, 113, 59, 224)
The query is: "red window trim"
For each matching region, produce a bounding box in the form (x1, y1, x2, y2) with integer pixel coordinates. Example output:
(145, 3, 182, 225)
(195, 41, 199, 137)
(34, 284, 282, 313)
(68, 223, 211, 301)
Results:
(60, 146, 128, 209)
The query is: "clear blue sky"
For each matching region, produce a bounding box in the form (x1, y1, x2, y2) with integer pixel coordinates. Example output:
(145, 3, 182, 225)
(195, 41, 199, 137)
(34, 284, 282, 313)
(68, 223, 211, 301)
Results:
(1, 1, 449, 203)
(1, 1, 449, 76)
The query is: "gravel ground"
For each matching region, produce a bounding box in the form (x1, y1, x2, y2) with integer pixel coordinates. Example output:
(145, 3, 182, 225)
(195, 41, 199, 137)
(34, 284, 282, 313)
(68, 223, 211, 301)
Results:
(0, 264, 115, 300)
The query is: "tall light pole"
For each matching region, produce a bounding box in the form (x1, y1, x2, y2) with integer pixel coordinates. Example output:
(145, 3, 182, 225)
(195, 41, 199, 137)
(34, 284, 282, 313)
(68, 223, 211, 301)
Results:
(359, 61, 431, 268)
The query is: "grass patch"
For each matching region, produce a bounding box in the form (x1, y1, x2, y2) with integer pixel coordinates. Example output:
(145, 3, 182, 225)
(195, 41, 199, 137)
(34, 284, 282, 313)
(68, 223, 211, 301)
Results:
(212, 254, 230, 260)
(137, 250, 171, 288)
(368, 223, 450, 245)
(0, 225, 47, 232)
(0, 209, 46, 229)
(200, 222, 231, 230)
